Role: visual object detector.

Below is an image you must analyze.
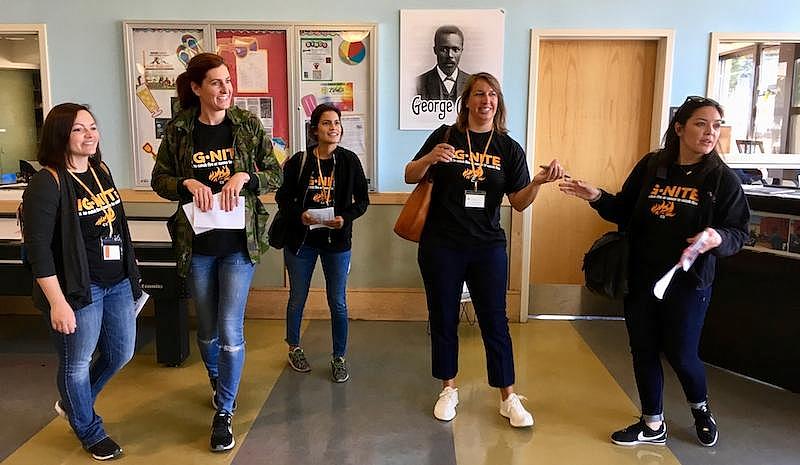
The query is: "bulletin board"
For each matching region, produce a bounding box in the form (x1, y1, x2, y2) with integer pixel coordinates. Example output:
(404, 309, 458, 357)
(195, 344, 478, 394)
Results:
(294, 25, 377, 190)
(122, 22, 212, 187)
(123, 21, 377, 190)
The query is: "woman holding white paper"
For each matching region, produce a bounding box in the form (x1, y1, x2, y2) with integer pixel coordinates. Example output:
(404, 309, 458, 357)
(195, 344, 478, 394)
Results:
(275, 103, 369, 383)
(559, 96, 749, 447)
(151, 52, 281, 452)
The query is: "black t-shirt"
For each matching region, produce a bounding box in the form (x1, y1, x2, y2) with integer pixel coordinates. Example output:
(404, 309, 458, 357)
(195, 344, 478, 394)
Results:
(413, 125, 530, 247)
(303, 156, 336, 249)
(190, 118, 247, 256)
(71, 167, 126, 287)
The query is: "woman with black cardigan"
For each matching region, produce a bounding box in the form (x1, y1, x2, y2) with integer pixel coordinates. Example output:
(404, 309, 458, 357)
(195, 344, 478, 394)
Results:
(276, 103, 369, 383)
(23, 103, 142, 461)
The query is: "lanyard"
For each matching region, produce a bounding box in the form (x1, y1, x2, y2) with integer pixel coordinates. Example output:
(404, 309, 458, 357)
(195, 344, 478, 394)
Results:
(314, 147, 335, 206)
(68, 166, 116, 237)
(465, 128, 494, 190)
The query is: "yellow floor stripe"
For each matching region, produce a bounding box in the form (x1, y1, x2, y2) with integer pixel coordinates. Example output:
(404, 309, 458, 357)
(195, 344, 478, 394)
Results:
(3, 320, 302, 465)
(452, 321, 682, 465)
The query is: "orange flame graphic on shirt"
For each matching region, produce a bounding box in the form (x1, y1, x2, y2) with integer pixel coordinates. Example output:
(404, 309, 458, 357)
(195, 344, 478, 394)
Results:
(95, 207, 117, 227)
(650, 201, 676, 218)
(462, 166, 485, 182)
(209, 165, 231, 184)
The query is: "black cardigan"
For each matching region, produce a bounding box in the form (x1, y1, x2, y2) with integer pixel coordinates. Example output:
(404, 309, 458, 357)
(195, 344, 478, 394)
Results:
(22, 161, 142, 312)
(275, 146, 369, 253)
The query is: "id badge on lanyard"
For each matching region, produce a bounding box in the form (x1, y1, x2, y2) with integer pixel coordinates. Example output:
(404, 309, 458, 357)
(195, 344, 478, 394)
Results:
(464, 189, 486, 209)
(101, 234, 122, 261)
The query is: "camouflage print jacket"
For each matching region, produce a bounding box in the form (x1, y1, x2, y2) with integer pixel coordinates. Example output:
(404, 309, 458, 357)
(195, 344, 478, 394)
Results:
(151, 106, 282, 277)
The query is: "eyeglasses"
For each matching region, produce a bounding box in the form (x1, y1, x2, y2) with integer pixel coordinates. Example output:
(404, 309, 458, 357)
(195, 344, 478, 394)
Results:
(684, 95, 720, 107)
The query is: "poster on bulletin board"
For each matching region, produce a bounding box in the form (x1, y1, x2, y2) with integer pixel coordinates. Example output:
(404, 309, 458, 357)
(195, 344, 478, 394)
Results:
(215, 28, 291, 165)
(296, 27, 376, 190)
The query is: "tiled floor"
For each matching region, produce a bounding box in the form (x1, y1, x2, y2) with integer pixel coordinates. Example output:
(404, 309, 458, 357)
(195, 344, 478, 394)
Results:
(1, 315, 798, 465)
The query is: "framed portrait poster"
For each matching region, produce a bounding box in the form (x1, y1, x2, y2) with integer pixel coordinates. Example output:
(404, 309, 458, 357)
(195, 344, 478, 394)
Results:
(399, 9, 505, 130)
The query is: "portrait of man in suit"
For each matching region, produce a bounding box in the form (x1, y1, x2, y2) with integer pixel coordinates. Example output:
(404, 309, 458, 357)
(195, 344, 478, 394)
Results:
(415, 25, 471, 102)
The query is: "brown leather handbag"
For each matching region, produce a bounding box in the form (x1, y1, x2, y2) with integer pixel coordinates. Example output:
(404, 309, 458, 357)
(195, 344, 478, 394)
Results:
(393, 126, 451, 242)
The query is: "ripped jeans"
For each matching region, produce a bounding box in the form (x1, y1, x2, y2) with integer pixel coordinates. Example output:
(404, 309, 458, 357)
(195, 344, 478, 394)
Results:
(190, 251, 255, 414)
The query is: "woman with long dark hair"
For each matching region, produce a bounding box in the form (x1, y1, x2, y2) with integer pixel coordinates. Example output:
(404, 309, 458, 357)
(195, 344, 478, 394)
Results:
(23, 103, 142, 460)
(276, 103, 369, 382)
(560, 96, 749, 447)
(405, 72, 564, 427)
(151, 52, 281, 452)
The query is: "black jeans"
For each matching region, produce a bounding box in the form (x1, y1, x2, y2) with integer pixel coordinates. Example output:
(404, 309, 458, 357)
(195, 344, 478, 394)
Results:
(624, 275, 712, 416)
(418, 243, 515, 388)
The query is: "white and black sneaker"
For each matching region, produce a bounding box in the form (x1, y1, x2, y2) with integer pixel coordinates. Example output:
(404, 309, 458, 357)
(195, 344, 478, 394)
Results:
(87, 436, 123, 461)
(210, 412, 235, 452)
(691, 404, 718, 447)
(611, 418, 667, 446)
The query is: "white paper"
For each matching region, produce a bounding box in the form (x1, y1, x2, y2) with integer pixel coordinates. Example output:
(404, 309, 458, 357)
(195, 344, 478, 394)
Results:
(307, 206, 335, 230)
(181, 202, 213, 235)
(192, 193, 246, 229)
(134, 291, 150, 317)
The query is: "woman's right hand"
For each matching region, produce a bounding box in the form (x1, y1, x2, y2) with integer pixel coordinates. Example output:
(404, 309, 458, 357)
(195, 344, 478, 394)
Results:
(559, 178, 602, 202)
(50, 300, 76, 334)
(301, 210, 318, 226)
(183, 179, 213, 212)
(423, 143, 455, 166)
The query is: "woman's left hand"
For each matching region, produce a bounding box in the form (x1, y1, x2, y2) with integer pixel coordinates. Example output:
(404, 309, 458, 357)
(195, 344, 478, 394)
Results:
(323, 216, 345, 229)
(686, 227, 722, 254)
(220, 172, 251, 211)
(533, 159, 566, 185)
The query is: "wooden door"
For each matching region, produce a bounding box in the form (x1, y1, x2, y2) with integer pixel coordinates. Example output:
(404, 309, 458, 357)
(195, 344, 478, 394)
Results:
(530, 40, 657, 312)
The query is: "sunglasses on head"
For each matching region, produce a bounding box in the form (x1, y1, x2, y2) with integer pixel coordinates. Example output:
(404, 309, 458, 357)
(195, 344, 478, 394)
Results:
(684, 95, 720, 106)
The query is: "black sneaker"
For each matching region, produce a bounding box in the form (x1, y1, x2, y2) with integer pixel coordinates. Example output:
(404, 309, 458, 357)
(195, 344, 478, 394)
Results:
(209, 378, 237, 412)
(331, 356, 349, 383)
(611, 418, 667, 446)
(691, 404, 719, 447)
(87, 436, 123, 461)
(288, 347, 311, 373)
(210, 412, 235, 452)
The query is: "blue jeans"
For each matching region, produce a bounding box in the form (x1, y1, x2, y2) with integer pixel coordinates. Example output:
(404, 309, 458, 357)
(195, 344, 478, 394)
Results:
(48, 279, 136, 448)
(190, 251, 255, 414)
(284, 246, 351, 358)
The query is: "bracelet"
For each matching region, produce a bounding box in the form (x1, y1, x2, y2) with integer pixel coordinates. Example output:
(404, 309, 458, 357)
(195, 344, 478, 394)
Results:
(588, 191, 602, 203)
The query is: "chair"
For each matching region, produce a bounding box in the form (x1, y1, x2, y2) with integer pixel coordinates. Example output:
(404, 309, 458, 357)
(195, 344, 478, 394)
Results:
(736, 139, 764, 154)
(460, 282, 475, 326)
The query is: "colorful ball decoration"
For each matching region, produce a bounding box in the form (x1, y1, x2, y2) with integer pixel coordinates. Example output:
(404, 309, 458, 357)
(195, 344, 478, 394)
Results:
(339, 40, 366, 65)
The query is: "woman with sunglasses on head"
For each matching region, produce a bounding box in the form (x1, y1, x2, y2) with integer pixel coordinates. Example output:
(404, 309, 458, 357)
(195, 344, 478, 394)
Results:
(23, 103, 142, 461)
(276, 103, 369, 383)
(151, 52, 281, 452)
(405, 72, 564, 428)
(559, 96, 749, 447)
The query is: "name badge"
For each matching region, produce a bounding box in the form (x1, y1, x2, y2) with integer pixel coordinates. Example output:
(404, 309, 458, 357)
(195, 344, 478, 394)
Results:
(101, 235, 122, 261)
(464, 190, 486, 209)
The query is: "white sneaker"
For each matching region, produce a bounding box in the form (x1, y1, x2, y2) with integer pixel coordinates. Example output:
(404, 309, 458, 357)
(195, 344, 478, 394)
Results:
(499, 393, 534, 427)
(433, 387, 459, 421)
(54, 400, 67, 420)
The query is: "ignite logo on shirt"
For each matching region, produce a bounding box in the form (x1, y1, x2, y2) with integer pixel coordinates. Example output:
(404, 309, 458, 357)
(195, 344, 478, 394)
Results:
(192, 147, 234, 168)
(451, 149, 501, 182)
(76, 187, 122, 226)
(648, 184, 700, 219)
(193, 147, 234, 184)
(309, 173, 334, 205)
